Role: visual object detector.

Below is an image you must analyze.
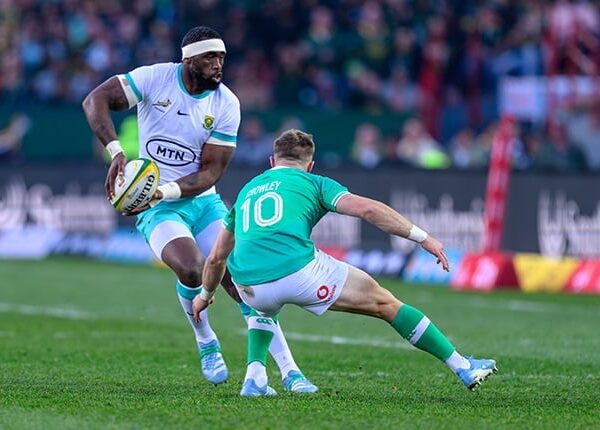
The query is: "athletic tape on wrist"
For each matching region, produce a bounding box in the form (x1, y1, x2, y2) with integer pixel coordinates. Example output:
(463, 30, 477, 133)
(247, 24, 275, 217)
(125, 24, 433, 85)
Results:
(106, 140, 123, 159)
(157, 182, 182, 200)
(408, 224, 428, 243)
(199, 288, 215, 301)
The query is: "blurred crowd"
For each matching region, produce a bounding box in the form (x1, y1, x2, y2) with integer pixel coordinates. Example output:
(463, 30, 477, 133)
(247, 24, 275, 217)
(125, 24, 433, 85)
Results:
(2, 0, 600, 170)
(1, 0, 175, 104)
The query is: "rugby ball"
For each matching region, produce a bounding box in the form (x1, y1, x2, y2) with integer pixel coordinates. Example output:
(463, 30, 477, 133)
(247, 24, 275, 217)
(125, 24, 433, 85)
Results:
(110, 158, 160, 212)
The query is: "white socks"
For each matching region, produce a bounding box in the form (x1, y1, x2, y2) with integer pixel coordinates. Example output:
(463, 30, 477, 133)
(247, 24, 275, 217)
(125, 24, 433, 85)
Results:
(245, 361, 268, 387)
(177, 283, 217, 344)
(269, 322, 300, 378)
(445, 350, 471, 371)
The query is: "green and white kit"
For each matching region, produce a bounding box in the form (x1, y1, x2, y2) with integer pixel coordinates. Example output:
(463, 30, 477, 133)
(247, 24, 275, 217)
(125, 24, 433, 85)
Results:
(225, 166, 350, 315)
(225, 166, 349, 285)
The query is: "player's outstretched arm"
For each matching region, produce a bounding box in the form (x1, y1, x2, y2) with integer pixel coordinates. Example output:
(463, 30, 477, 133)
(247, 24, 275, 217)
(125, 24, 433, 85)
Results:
(336, 193, 449, 271)
(82, 76, 130, 199)
(193, 227, 235, 322)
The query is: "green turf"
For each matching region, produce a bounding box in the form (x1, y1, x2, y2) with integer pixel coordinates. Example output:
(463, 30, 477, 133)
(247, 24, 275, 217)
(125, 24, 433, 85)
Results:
(1, 257, 599, 429)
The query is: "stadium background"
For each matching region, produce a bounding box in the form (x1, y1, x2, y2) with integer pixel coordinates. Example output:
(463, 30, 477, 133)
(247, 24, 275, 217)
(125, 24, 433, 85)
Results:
(2, 1, 600, 428)
(2, 0, 600, 292)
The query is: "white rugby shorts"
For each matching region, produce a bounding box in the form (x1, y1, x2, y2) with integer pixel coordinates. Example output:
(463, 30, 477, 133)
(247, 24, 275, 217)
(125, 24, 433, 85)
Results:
(234, 249, 349, 316)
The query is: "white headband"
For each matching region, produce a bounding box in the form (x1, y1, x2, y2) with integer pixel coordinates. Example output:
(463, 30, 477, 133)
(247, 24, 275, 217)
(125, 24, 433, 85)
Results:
(181, 38, 226, 59)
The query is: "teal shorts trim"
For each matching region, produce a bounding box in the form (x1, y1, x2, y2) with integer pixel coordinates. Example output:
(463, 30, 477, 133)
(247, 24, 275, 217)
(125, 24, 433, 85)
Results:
(135, 193, 227, 242)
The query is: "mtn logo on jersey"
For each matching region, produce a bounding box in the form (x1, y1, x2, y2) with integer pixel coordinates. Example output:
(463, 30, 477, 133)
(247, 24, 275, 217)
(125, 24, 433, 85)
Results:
(146, 138, 197, 166)
(203, 114, 215, 130)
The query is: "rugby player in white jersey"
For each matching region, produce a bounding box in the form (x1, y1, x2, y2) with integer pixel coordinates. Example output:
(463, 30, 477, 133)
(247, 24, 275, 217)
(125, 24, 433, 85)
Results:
(194, 129, 497, 395)
(82, 26, 316, 394)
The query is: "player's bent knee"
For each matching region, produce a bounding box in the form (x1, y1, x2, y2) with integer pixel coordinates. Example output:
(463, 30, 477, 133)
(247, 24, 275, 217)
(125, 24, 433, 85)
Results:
(169, 261, 203, 286)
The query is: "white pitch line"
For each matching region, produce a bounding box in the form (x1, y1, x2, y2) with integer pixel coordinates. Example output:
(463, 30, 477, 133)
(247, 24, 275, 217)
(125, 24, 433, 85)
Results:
(505, 299, 560, 313)
(314, 370, 394, 378)
(1, 301, 415, 351)
(237, 329, 413, 350)
(403, 290, 576, 314)
(306, 369, 600, 381)
(493, 372, 600, 380)
(458, 297, 561, 313)
(0, 302, 96, 320)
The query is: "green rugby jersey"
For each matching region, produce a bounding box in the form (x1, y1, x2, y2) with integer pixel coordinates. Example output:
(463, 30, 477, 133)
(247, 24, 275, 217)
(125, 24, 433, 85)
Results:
(223, 166, 349, 285)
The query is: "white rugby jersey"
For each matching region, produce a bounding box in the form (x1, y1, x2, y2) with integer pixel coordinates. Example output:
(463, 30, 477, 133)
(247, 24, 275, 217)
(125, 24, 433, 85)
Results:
(117, 62, 240, 194)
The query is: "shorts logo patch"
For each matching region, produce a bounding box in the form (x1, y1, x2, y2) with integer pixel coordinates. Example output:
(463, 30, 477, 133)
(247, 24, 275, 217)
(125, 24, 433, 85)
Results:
(317, 285, 329, 300)
(203, 114, 215, 130)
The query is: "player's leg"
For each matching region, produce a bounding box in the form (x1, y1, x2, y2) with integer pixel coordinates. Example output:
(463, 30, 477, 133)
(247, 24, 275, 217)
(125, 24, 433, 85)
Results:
(234, 283, 294, 396)
(330, 264, 497, 390)
(233, 276, 316, 393)
(239, 308, 278, 396)
(196, 214, 317, 393)
(160, 236, 228, 385)
(140, 213, 227, 385)
(238, 306, 316, 396)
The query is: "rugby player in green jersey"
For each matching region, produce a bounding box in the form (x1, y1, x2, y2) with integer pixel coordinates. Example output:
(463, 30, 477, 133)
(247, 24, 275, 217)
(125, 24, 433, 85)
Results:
(193, 128, 497, 395)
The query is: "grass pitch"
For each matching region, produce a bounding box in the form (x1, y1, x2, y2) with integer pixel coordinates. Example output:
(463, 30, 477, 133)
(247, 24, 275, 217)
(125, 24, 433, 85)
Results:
(1, 257, 599, 429)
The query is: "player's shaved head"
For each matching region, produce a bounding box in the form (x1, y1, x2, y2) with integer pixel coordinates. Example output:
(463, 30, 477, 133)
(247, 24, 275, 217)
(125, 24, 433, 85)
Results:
(181, 26, 222, 46)
(273, 129, 315, 164)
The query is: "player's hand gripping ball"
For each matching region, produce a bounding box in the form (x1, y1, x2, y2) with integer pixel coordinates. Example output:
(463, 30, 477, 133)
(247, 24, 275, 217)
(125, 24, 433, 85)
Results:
(110, 158, 159, 213)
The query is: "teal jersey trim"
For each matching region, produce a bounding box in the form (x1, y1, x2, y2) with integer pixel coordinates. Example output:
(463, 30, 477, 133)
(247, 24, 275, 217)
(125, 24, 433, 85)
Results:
(125, 73, 143, 101)
(177, 64, 213, 99)
(211, 130, 236, 142)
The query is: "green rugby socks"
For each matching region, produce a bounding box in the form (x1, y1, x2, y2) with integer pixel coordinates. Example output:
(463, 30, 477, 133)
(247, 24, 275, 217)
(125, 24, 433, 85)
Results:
(247, 309, 277, 366)
(240, 303, 301, 378)
(391, 304, 455, 362)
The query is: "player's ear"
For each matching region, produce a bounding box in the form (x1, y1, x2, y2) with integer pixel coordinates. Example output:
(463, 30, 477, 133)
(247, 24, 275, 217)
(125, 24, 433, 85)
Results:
(307, 160, 315, 172)
(269, 156, 275, 168)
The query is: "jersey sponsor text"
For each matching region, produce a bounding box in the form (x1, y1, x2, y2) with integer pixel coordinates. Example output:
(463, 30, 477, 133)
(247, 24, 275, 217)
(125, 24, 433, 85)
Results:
(145, 138, 196, 166)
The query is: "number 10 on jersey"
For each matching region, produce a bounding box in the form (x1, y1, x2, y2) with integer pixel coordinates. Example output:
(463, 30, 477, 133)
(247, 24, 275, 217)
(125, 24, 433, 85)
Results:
(240, 192, 284, 232)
